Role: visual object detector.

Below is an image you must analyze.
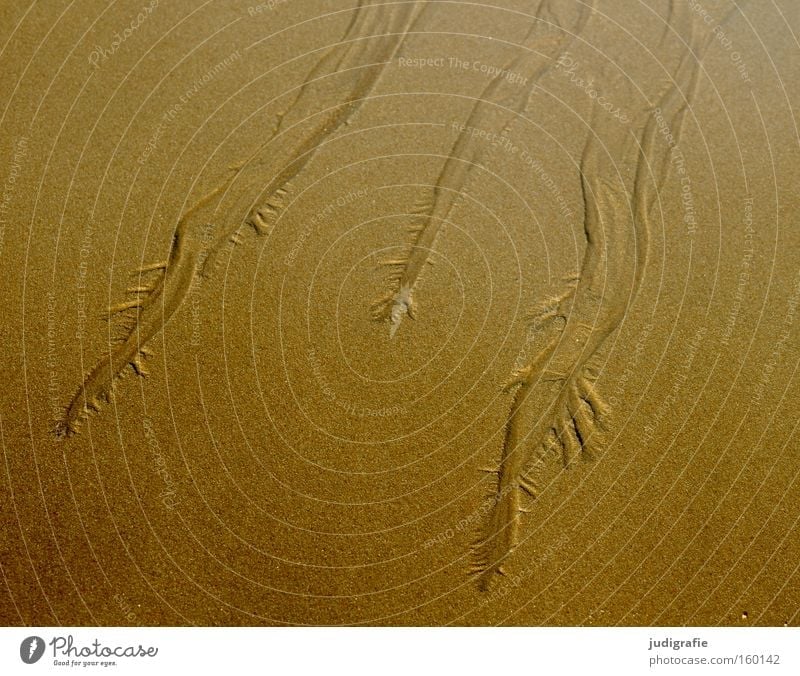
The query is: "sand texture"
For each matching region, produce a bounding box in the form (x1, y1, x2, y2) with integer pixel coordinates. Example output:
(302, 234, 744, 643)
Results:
(1, 0, 799, 625)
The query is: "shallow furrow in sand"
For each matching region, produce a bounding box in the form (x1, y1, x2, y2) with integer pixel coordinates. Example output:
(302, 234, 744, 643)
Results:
(57, 1, 423, 436)
(474, 2, 747, 588)
(373, 0, 593, 337)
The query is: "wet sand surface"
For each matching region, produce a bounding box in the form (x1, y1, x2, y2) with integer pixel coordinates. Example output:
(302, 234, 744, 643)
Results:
(1, 0, 799, 625)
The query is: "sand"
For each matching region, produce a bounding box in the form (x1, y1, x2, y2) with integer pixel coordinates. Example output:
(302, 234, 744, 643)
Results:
(1, 0, 799, 625)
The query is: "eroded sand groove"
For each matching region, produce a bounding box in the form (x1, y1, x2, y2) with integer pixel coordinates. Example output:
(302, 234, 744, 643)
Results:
(473, 2, 745, 589)
(372, 0, 595, 337)
(52, 0, 754, 599)
(56, 1, 424, 437)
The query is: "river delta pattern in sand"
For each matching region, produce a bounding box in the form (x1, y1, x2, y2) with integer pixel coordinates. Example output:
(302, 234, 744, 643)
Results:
(1, 0, 799, 625)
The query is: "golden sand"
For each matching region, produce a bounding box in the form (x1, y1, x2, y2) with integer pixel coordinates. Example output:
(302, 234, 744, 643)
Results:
(1, 0, 799, 625)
